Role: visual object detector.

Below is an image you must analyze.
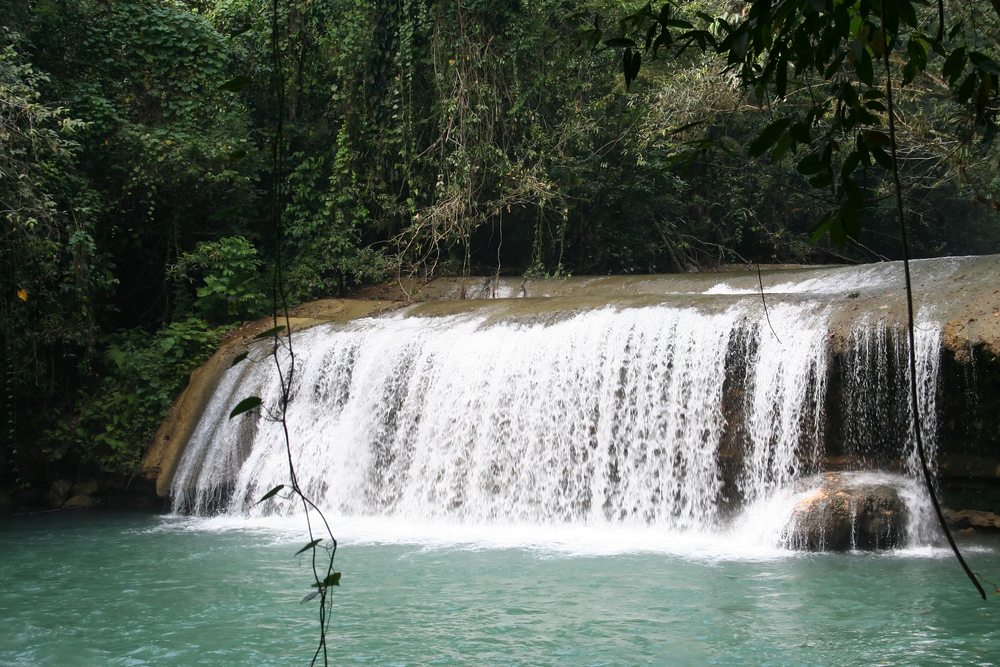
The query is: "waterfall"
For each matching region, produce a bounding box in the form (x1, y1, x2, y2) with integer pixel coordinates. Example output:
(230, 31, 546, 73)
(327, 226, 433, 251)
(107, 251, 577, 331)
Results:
(169, 268, 947, 546)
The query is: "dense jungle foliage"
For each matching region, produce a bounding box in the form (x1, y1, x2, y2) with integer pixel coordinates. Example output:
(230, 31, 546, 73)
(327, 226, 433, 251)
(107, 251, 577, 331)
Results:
(1, 0, 998, 493)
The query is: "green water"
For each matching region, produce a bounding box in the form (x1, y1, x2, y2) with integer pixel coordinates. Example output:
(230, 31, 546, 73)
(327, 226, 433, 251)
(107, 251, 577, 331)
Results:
(2, 511, 999, 666)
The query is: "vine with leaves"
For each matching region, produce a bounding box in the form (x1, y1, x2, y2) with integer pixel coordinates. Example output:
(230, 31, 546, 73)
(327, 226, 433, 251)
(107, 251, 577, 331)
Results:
(223, 0, 341, 660)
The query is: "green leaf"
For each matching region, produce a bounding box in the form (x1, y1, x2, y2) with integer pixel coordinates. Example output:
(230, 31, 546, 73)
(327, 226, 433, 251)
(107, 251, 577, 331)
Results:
(856, 50, 874, 86)
(732, 30, 749, 61)
(809, 210, 836, 244)
(229, 396, 262, 419)
(775, 58, 788, 99)
(604, 37, 637, 47)
(871, 146, 894, 170)
(797, 152, 826, 175)
(943, 47, 967, 84)
(227, 272, 256, 290)
(850, 35, 865, 64)
(257, 484, 285, 503)
(295, 539, 323, 555)
(749, 118, 791, 157)
(790, 122, 811, 144)
(841, 150, 862, 179)
(809, 171, 833, 188)
(957, 72, 979, 102)
(894, 0, 918, 28)
(882, 0, 900, 36)
(301, 591, 320, 604)
(843, 177, 865, 208)
(829, 214, 848, 247)
(825, 52, 847, 79)
(969, 51, 1000, 74)
(907, 37, 927, 71)
(311, 572, 342, 588)
(254, 325, 287, 339)
(230, 351, 250, 367)
(220, 75, 252, 92)
(863, 130, 890, 145)
(772, 132, 794, 163)
(623, 49, 642, 90)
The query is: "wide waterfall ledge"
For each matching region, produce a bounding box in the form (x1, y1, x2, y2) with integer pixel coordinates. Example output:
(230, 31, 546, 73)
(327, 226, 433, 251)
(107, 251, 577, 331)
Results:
(144, 255, 1000, 552)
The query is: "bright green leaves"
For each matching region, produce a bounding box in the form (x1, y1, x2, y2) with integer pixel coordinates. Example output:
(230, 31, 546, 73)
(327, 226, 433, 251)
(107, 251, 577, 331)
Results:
(171, 236, 266, 324)
(902, 36, 929, 86)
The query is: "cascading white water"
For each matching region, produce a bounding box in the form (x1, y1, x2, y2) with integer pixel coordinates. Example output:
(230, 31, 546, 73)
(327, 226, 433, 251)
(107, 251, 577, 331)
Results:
(169, 272, 945, 547)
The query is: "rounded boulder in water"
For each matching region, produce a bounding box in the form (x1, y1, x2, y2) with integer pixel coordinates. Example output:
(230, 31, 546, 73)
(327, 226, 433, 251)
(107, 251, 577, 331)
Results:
(787, 472, 909, 551)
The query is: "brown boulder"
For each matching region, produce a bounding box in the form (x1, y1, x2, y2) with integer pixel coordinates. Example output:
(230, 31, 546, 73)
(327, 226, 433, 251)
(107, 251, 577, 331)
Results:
(62, 494, 103, 509)
(48, 479, 72, 508)
(71, 479, 100, 497)
(787, 472, 909, 551)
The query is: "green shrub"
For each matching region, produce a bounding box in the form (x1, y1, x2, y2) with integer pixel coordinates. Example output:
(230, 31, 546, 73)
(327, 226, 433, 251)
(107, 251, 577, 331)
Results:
(171, 236, 267, 324)
(44, 318, 222, 470)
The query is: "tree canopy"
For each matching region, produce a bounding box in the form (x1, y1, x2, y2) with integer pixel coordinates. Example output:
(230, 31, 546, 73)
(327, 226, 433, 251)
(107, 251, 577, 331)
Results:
(1, 0, 998, 489)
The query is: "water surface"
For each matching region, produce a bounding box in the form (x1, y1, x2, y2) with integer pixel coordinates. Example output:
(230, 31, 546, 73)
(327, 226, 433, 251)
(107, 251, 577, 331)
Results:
(2, 511, 998, 666)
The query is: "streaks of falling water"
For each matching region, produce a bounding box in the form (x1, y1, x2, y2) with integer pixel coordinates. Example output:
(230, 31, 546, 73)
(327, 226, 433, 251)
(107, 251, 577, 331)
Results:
(169, 299, 941, 546)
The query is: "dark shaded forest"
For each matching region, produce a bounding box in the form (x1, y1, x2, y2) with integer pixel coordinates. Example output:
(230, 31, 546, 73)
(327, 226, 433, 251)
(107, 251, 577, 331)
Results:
(1, 0, 998, 494)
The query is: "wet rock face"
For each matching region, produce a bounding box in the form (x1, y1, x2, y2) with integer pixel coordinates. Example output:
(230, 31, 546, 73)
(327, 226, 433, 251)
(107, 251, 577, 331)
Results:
(787, 472, 909, 551)
(943, 509, 1000, 531)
